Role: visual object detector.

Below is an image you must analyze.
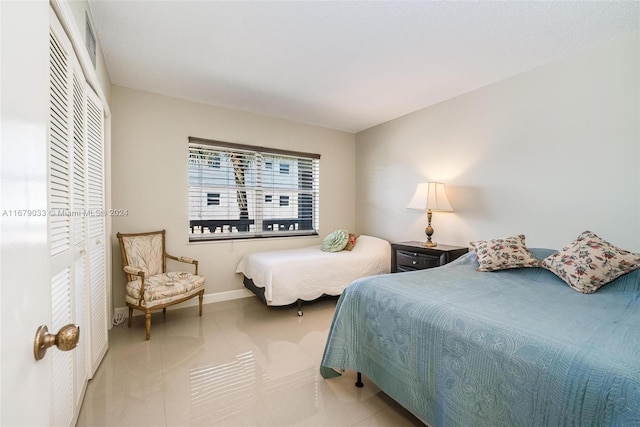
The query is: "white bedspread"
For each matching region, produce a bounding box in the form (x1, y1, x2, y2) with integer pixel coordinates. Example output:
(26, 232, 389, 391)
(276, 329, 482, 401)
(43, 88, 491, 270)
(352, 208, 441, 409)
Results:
(235, 235, 391, 306)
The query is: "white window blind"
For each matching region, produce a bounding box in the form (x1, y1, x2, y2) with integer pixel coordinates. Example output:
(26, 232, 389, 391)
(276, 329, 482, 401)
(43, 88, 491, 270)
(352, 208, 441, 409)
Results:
(188, 137, 320, 241)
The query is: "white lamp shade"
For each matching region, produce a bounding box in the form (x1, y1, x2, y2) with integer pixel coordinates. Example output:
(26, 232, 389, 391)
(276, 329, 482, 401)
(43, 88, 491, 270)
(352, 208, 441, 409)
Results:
(407, 182, 453, 212)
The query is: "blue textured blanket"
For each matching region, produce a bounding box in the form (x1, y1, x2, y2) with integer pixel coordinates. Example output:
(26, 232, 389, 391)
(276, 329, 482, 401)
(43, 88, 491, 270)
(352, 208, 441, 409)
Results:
(320, 249, 640, 426)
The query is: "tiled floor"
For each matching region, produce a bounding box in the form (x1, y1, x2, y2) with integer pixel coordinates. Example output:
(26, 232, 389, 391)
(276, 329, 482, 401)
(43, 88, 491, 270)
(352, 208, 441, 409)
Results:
(77, 296, 424, 426)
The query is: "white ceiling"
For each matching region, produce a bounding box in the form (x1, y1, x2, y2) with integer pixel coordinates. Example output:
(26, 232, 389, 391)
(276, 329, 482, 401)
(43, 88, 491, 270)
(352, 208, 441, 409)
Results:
(88, 1, 640, 133)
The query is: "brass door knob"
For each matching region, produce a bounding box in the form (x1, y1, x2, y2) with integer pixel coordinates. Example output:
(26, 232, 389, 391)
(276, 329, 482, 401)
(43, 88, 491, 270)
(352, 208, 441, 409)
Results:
(33, 324, 79, 361)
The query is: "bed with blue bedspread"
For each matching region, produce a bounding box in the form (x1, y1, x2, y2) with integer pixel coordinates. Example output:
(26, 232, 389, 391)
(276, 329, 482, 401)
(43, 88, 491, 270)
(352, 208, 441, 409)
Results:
(320, 248, 640, 426)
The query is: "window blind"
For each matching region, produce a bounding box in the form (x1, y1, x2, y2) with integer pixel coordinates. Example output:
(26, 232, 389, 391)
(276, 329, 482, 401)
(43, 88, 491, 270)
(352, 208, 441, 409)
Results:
(188, 137, 320, 241)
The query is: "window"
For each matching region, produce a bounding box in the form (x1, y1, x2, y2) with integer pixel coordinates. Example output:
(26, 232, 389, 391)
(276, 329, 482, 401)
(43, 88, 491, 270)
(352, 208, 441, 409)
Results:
(211, 156, 221, 168)
(188, 137, 320, 241)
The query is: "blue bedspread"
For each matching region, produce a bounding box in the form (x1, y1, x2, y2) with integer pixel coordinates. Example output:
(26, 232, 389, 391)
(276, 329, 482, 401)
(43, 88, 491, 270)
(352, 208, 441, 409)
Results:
(320, 249, 640, 426)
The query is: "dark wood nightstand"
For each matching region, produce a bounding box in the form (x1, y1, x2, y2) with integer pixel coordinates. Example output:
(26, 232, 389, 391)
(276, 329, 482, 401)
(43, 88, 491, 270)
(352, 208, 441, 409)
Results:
(391, 241, 469, 273)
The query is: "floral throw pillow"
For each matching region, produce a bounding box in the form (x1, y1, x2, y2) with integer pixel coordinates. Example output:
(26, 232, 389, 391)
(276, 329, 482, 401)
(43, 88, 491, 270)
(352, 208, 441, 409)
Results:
(343, 233, 358, 251)
(541, 230, 640, 293)
(470, 234, 540, 272)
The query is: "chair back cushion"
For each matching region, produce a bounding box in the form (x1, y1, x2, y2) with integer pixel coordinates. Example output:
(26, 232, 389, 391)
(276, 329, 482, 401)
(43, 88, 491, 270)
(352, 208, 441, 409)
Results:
(121, 233, 164, 276)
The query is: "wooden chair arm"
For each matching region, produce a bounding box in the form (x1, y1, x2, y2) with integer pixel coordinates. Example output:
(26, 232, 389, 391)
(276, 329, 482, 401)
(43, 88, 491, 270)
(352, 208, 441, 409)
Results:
(123, 266, 147, 305)
(124, 265, 144, 276)
(166, 253, 199, 274)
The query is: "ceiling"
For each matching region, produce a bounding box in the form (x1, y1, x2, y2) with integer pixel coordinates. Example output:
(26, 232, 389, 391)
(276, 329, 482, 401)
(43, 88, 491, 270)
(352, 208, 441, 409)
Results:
(88, 1, 640, 133)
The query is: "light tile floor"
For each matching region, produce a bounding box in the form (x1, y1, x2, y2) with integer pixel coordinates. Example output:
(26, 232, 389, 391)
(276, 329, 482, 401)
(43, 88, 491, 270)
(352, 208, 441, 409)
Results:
(77, 296, 424, 426)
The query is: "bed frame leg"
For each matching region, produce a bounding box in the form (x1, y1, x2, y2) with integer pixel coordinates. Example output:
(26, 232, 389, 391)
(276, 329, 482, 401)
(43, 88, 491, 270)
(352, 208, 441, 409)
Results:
(355, 372, 364, 388)
(297, 299, 303, 316)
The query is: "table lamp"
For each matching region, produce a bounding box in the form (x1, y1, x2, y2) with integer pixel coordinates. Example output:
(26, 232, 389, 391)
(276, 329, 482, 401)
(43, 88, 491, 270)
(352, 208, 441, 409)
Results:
(407, 182, 453, 247)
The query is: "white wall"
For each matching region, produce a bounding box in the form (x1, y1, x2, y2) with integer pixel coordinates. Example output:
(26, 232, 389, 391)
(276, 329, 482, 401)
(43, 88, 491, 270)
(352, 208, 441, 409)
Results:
(111, 87, 356, 310)
(355, 31, 640, 251)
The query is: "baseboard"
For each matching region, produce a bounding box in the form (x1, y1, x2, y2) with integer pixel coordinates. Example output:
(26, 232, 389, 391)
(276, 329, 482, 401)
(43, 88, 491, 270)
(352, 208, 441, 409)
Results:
(112, 288, 254, 321)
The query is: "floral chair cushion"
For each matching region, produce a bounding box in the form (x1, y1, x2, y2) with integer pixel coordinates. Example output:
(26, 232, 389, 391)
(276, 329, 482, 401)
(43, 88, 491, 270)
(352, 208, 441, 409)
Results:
(470, 234, 540, 272)
(126, 271, 205, 308)
(121, 233, 163, 277)
(541, 230, 640, 293)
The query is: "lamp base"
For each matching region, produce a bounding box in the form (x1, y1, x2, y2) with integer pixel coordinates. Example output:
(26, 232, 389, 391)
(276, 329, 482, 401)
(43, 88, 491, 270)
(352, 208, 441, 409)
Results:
(424, 215, 437, 247)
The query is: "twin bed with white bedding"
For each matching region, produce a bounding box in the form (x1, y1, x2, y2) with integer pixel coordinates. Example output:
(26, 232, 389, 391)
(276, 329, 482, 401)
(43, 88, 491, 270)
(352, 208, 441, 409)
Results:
(235, 235, 390, 314)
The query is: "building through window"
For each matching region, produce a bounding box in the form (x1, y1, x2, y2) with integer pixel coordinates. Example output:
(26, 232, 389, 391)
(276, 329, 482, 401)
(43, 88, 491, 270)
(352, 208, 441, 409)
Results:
(188, 137, 320, 241)
(207, 193, 220, 206)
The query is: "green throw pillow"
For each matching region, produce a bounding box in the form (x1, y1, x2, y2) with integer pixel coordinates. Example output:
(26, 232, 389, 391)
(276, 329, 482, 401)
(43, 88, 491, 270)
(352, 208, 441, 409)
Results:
(321, 229, 349, 252)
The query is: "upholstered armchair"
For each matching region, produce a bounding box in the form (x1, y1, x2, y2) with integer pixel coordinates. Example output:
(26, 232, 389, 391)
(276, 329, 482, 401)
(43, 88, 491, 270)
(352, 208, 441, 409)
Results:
(116, 229, 205, 340)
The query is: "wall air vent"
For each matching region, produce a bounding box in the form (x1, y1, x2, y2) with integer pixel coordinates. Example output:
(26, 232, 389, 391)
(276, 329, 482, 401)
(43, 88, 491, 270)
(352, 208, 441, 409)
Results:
(85, 12, 96, 67)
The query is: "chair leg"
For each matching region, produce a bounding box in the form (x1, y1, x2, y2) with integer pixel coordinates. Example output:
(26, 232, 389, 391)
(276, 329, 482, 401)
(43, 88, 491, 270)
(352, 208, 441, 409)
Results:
(199, 291, 204, 317)
(163, 307, 166, 314)
(145, 311, 151, 340)
(128, 307, 133, 328)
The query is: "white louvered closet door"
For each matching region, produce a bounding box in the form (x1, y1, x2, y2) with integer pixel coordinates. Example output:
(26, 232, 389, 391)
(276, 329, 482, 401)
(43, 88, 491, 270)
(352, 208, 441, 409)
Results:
(49, 8, 108, 426)
(71, 67, 90, 413)
(86, 87, 108, 376)
(49, 18, 77, 427)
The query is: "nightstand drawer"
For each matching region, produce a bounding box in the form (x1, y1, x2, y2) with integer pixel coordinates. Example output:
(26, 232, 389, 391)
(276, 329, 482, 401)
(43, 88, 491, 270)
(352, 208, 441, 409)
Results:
(396, 250, 442, 270)
(390, 242, 468, 273)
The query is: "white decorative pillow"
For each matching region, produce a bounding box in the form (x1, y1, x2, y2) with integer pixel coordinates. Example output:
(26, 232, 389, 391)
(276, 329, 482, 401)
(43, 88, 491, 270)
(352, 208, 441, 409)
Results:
(541, 230, 640, 293)
(321, 229, 349, 252)
(470, 234, 540, 272)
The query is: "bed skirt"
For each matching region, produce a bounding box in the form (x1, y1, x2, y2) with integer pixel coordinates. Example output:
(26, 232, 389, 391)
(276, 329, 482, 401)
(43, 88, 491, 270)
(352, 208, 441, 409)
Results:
(242, 275, 337, 315)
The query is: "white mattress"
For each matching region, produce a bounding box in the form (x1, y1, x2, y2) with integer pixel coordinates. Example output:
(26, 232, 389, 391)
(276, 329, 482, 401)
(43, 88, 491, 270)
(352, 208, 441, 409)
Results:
(235, 235, 391, 306)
